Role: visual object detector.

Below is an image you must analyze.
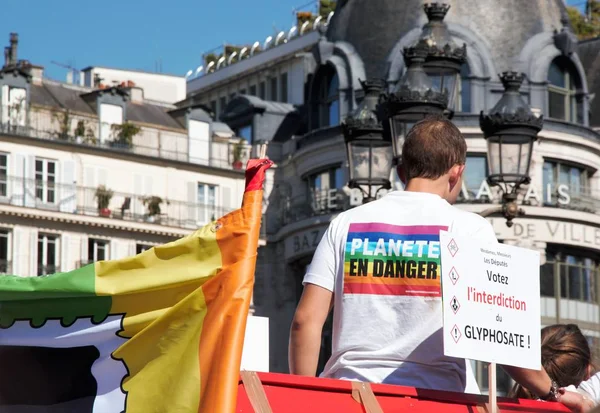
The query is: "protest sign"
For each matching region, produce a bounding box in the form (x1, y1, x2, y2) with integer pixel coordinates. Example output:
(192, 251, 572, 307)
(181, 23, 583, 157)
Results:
(440, 231, 541, 370)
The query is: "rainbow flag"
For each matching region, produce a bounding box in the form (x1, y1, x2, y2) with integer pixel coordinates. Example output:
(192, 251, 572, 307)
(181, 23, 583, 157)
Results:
(0, 159, 272, 413)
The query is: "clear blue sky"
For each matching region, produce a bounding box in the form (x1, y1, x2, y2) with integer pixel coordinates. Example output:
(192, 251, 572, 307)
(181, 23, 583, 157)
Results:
(2, 0, 587, 82)
(3, 0, 314, 81)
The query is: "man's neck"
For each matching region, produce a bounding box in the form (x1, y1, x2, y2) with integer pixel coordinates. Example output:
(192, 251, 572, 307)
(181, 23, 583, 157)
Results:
(404, 178, 447, 199)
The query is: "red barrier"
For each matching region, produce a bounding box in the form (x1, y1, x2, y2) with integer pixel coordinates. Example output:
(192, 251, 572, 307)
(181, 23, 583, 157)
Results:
(237, 372, 571, 413)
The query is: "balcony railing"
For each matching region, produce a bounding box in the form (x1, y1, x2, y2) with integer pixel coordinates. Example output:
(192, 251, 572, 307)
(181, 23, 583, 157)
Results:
(0, 175, 234, 231)
(281, 188, 347, 226)
(37, 264, 60, 276)
(0, 259, 11, 275)
(0, 106, 251, 171)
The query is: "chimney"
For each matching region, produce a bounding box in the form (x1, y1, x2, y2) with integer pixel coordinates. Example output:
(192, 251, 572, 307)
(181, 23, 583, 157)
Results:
(9, 33, 17, 66)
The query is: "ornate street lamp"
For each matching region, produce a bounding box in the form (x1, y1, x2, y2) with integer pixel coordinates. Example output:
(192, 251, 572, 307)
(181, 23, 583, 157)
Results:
(419, 2, 467, 113)
(342, 79, 393, 203)
(379, 41, 448, 166)
(479, 72, 543, 227)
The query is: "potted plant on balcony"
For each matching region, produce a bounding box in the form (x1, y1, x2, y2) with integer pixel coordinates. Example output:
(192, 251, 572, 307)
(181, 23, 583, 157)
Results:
(110, 122, 140, 149)
(95, 185, 114, 217)
(52, 109, 73, 141)
(232, 138, 245, 170)
(142, 195, 169, 223)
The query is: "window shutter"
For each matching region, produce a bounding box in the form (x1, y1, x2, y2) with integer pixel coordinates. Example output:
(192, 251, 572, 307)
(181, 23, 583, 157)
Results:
(60, 160, 76, 213)
(10, 153, 25, 206)
(97, 168, 108, 186)
(61, 234, 72, 272)
(133, 174, 143, 217)
(24, 155, 35, 207)
(1, 85, 8, 124)
(187, 182, 197, 226)
(99, 103, 123, 143)
(11, 226, 24, 275)
(110, 240, 129, 260)
(29, 229, 38, 277)
(188, 120, 210, 165)
(80, 236, 89, 263)
(84, 167, 96, 215)
(222, 186, 232, 214)
(9, 87, 27, 126)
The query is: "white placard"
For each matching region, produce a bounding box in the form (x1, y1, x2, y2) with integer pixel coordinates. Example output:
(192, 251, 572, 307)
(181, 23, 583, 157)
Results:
(240, 315, 270, 372)
(440, 231, 541, 370)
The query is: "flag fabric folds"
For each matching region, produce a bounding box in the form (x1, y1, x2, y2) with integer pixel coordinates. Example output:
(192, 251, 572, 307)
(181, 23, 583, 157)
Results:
(0, 158, 273, 413)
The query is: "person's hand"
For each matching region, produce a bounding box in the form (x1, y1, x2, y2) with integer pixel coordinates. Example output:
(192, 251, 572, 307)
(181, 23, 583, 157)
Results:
(558, 388, 596, 413)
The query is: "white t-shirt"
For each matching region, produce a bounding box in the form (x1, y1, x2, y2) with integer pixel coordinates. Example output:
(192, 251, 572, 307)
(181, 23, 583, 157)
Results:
(303, 191, 498, 394)
(565, 373, 600, 407)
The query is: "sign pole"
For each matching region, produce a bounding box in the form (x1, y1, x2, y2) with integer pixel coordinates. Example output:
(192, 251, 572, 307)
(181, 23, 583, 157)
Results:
(488, 362, 497, 413)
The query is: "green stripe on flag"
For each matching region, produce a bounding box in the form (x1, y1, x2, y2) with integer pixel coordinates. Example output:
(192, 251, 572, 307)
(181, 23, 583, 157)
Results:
(0, 264, 111, 328)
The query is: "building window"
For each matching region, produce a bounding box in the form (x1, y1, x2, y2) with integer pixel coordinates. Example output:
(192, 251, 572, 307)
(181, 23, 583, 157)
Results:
(541, 250, 598, 303)
(136, 244, 153, 254)
(270, 77, 278, 101)
(219, 96, 227, 117)
(38, 233, 58, 276)
(198, 183, 217, 223)
(476, 361, 513, 396)
(2, 86, 27, 127)
(0, 229, 8, 274)
(209, 100, 217, 117)
(457, 64, 471, 113)
(88, 238, 108, 262)
(237, 124, 252, 144)
(249, 85, 257, 96)
(35, 158, 56, 204)
(312, 66, 340, 129)
(239, 88, 246, 95)
(548, 57, 583, 123)
(543, 160, 591, 207)
(259, 82, 266, 99)
(307, 166, 344, 213)
(0, 153, 7, 197)
(458, 155, 488, 201)
(280, 72, 288, 103)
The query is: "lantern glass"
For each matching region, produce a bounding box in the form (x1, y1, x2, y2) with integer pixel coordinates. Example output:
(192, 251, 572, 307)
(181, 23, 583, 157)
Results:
(487, 133, 534, 185)
(389, 117, 416, 161)
(347, 138, 393, 184)
(426, 68, 458, 110)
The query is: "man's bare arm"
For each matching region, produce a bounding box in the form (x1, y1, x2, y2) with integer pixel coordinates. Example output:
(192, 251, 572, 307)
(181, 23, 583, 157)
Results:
(288, 283, 334, 376)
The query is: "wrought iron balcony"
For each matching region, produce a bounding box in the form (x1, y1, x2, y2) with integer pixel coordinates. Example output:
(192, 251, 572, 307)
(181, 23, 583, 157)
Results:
(280, 188, 347, 226)
(0, 259, 11, 275)
(37, 264, 60, 276)
(0, 176, 234, 230)
(0, 106, 251, 171)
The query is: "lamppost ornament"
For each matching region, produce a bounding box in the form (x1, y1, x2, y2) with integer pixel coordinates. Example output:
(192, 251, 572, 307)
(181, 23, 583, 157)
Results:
(379, 41, 448, 165)
(417, 2, 467, 111)
(479, 71, 543, 227)
(342, 79, 393, 204)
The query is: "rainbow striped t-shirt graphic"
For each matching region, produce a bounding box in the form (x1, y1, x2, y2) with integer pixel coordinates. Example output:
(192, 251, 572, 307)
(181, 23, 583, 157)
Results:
(343, 223, 448, 297)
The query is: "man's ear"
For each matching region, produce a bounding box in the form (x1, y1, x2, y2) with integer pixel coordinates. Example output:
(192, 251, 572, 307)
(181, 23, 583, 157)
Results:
(448, 164, 465, 191)
(397, 164, 407, 185)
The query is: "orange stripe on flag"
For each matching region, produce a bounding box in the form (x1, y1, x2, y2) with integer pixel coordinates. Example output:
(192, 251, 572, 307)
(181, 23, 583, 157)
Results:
(198, 159, 272, 413)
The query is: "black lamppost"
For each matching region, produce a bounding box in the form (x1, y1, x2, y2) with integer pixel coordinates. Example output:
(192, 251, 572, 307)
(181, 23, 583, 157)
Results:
(342, 79, 393, 203)
(479, 72, 543, 227)
(379, 41, 448, 166)
(420, 2, 467, 113)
